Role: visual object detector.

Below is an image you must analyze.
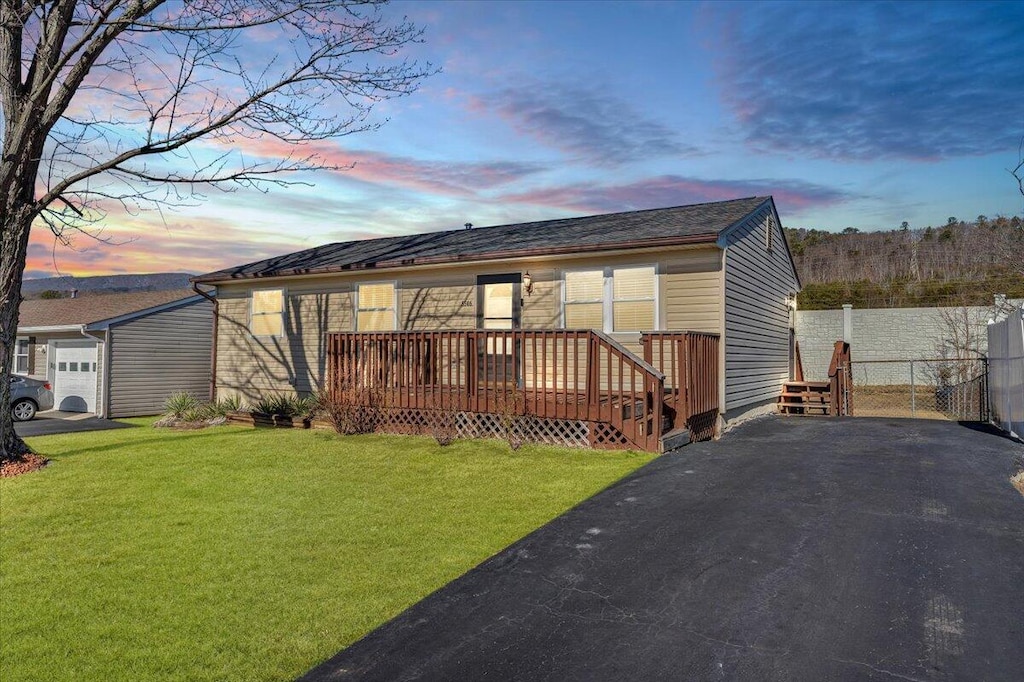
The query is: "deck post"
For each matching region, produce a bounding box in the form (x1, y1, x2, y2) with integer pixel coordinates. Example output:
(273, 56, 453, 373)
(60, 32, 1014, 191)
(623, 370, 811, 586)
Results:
(466, 333, 477, 405)
(587, 333, 600, 416)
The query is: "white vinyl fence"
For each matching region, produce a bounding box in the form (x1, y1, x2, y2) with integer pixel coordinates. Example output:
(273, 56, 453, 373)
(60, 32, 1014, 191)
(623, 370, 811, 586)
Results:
(987, 306, 1024, 439)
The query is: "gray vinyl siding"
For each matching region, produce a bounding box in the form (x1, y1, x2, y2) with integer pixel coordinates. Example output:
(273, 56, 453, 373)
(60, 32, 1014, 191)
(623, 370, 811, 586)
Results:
(722, 201, 800, 411)
(106, 299, 213, 417)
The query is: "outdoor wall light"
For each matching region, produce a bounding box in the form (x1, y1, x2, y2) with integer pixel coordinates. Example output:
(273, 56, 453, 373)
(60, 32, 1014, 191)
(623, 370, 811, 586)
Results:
(523, 271, 534, 297)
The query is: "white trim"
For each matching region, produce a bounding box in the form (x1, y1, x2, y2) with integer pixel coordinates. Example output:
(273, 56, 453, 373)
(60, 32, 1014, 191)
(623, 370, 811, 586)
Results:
(50, 338, 100, 414)
(610, 264, 658, 333)
(13, 336, 30, 375)
(248, 286, 287, 338)
(17, 324, 83, 333)
(561, 266, 605, 331)
(82, 329, 109, 418)
(354, 280, 398, 331)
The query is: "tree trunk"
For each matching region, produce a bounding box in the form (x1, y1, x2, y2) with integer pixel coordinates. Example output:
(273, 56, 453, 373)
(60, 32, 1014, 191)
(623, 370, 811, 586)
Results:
(1, 207, 34, 460)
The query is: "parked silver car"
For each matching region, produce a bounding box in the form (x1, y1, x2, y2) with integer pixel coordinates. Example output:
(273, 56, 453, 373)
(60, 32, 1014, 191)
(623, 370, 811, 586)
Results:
(10, 375, 54, 421)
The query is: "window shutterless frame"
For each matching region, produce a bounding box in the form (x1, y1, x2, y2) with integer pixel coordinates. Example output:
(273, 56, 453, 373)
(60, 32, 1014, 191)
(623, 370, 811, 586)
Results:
(249, 287, 286, 338)
(560, 265, 659, 333)
(13, 337, 30, 374)
(355, 281, 398, 331)
(611, 265, 657, 332)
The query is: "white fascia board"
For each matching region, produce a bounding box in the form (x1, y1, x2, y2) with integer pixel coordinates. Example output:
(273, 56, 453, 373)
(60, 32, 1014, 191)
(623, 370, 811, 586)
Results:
(17, 325, 84, 334)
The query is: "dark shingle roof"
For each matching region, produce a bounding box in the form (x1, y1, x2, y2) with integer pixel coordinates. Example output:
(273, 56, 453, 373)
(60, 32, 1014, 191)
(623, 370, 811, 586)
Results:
(18, 289, 199, 329)
(193, 196, 770, 283)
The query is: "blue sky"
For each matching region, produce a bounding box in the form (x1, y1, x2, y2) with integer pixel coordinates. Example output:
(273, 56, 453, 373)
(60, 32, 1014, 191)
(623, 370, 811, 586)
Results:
(26, 0, 1024, 278)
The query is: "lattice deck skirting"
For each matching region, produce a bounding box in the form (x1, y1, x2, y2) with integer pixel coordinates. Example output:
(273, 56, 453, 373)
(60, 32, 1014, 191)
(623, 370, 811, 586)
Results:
(325, 406, 638, 450)
(456, 412, 591, 448)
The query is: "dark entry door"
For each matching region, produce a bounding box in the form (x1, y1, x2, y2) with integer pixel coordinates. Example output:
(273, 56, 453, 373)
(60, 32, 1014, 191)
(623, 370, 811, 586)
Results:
(477, 274, 521, 385)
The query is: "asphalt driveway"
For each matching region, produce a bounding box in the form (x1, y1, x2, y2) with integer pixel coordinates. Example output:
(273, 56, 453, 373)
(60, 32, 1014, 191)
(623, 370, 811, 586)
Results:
(13, 411, 134, 437)
(302, 417, 1024, 682)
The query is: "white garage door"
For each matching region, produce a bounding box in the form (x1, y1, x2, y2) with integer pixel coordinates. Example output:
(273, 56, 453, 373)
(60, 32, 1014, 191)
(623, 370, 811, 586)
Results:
(53, 341, 98, 413)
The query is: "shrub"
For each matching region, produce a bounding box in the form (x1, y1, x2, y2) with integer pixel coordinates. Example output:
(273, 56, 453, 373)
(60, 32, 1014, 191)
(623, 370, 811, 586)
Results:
(295, 395, 319, 419)
(249, 393, 322, 419)
(496, 389, 525, 451)
(429, 392, 459, 446)
(316, 384, 383, 435)
(164, 392, 201, 419)
(212, 395, 244, 415)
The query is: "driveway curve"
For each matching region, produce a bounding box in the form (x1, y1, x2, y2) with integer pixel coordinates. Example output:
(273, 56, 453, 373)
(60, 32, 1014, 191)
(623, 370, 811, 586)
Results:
(301, 417, 1024, 682)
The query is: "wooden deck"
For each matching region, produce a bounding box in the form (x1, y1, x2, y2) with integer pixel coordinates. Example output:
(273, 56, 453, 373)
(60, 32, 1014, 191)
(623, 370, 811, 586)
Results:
(326, 329, 720, 452)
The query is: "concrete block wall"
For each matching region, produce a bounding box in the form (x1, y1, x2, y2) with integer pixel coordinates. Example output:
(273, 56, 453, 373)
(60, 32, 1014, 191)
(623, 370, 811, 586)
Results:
(795, 300, 1018, 384)
(794, 309, 843, 382)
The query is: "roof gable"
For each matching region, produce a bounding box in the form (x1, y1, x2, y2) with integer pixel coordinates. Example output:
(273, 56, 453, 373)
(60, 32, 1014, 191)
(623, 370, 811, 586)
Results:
(17, 289, 199, 329)
(194, 196, 770, 283)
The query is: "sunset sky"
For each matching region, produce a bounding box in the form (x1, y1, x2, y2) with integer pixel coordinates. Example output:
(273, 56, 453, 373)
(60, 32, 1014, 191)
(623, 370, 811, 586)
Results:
(24, 0, 1024, 279)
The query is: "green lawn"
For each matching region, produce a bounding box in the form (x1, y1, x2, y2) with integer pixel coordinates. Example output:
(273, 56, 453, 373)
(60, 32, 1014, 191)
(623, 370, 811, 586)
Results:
(1, 421, 653, 681)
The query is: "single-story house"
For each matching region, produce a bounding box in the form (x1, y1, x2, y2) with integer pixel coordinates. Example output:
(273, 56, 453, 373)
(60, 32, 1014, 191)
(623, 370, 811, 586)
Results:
(192, 196, 798, 448)
(192, 196, 801, 451)
(14, 289, 213, 417)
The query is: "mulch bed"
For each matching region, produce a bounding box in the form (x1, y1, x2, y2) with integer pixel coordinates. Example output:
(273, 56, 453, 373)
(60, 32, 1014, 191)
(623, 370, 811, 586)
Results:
(1, 453, 49, 478)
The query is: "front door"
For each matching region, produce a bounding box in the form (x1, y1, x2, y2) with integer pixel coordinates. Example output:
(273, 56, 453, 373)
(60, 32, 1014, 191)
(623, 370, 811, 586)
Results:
(477, 274, 521, 385)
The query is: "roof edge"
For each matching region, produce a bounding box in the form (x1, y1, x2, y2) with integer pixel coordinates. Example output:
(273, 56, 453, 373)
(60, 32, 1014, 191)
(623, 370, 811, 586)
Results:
(84, 294, 206, 331)
(193, 232, 722, 284)
(16, 324, 84, 334)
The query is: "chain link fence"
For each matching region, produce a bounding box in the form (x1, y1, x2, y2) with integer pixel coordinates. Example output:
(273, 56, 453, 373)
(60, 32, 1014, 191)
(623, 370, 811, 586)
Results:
(848, 358, 988, 421)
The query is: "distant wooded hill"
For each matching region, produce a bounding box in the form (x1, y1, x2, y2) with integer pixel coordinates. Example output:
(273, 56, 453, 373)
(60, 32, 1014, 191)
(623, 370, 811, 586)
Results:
(21, 273, 194, 299)
(787, 215, 1024, 309)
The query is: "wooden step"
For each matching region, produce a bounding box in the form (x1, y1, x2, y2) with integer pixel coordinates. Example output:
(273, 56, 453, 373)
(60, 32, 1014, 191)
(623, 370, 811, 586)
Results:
(783, 381, 830, 390)
(779, 405, 831, 412)
(660, 427, 691, 453)
(779, 392, 831, 400)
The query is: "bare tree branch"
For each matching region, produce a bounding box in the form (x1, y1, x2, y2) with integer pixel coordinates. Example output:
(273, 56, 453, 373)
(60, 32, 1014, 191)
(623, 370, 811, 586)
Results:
(0, 0, 435, 458)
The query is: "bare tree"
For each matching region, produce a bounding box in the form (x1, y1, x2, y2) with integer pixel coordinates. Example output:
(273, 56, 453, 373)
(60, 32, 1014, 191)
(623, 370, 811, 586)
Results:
(999, 136, 1024, 277)
(1012, 136, 1024, 199)
(1, 1, 433, 459)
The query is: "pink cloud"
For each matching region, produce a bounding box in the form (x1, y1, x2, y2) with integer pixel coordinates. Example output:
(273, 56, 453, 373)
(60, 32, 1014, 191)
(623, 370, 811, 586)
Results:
(24, 216, 303, 279)
(500, 175, 852, 215)
(219, 137, 542, 196)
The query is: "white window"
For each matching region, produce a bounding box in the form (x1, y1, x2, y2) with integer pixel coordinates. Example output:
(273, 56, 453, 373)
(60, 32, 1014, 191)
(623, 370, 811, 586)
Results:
(612, 266, 656, 332)
(563, 270, 604, 329)
(13, 338, 29, 374)
(357, 282, 396, 331)
(562, 266, 657, 333)
(250, 289, 284, 337)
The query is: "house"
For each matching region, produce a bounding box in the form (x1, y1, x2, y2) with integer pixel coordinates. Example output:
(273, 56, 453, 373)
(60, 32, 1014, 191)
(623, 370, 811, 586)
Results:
(193, 196, 801, 450)
(15, 289, 213, 417)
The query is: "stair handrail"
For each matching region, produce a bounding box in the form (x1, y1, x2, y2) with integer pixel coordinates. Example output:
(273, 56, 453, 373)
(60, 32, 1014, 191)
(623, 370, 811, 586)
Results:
(591, 330, 665, 381)
(793, 340, 805, 382)
(827, 340, 852, 416)
(589, 330, 664, 451)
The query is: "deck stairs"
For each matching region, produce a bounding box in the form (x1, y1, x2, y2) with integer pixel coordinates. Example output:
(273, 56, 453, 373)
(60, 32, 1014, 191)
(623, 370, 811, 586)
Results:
(777, 340, 852, 417)
(778, 381, 832, 416)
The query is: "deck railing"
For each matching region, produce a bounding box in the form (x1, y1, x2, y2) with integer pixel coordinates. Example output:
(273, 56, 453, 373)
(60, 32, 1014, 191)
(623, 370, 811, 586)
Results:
(641, 331, 721, 441)
(326, 329, 667, 451)
(827, 340, 853, 416)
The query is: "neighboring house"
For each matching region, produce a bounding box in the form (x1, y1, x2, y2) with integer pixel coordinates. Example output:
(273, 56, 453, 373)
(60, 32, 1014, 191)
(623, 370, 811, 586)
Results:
(15, 290, 213, 417)
(193, 196, 801, 446)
